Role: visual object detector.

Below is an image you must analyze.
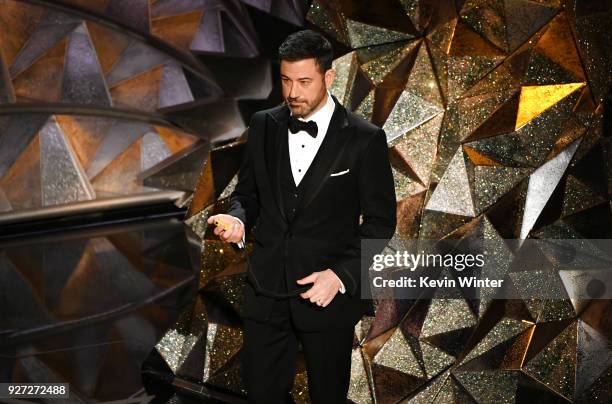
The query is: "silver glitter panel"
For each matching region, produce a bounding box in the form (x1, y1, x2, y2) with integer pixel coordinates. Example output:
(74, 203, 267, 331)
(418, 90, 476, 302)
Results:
(346, 18, 414, 48)
(141, 131, 172, 172)
(61, 24, 112, 106)
(159, 60, 195, 108)
(520, 139, 581, 239)
(39, 117, 95, 206)
(383, 90, 444, 144)
(425, 148, 476, 217)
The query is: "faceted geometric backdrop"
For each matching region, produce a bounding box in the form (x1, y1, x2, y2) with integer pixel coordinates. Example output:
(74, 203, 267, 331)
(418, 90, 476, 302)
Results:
(1, 0, 609, 403)
(159, 1, 612, 403)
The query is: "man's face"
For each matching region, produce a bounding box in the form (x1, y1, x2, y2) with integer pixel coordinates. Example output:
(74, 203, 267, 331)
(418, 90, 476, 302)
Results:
(280, 58, 335, 119)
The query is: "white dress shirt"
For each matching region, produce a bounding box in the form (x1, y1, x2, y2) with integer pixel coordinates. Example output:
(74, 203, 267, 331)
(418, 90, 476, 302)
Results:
(288, 90, 335, 186)
(232, 90, 346, 294)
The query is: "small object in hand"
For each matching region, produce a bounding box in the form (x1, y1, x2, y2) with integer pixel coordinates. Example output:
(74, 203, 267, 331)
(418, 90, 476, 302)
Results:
(213, 218, 229, 231)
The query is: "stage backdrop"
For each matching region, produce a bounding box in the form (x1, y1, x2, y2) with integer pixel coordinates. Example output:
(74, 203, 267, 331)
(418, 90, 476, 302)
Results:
(1, 0, 610, 403)
(160, 1, 612, 403)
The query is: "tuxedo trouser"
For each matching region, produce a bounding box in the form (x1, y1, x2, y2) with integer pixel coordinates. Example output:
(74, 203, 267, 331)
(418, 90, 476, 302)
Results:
(241, 295, 354, 404)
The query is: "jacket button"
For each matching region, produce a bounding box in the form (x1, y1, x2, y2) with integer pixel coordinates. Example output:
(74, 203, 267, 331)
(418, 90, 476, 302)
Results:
(285, 231, 293, 239)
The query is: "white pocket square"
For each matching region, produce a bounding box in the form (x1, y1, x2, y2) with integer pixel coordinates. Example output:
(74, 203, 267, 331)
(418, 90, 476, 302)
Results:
(330, 169, 350, 177)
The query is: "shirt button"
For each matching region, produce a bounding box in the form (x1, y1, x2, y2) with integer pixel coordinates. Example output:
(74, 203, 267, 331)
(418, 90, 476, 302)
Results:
(294, 193, 298, 198)
(298, 169, 301, 172)
(302, 145, 305, 148)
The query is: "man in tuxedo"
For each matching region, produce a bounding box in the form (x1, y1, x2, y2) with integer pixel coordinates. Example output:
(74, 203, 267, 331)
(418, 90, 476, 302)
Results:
(207, 30, 396, 403)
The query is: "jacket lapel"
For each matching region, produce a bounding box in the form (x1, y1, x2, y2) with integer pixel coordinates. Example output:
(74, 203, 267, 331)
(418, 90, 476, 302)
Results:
(293, 97, 352, 218)
(265, 106, 289, 224)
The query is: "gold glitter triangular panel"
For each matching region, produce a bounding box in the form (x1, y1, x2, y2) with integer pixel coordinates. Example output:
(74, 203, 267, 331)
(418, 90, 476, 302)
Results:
(515, 83, 585, 130)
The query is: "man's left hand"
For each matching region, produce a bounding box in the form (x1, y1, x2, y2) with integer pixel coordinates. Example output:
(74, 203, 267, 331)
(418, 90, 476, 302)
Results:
(297, 269, 342, 307)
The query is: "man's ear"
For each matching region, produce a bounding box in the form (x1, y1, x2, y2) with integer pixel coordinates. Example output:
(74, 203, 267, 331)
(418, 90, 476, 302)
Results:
(325, 68, 335, 88)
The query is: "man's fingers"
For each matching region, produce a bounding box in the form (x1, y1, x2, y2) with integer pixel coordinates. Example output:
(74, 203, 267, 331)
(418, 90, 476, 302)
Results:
(297, 272, 318, 285)
(300, 283, 319, 299)
(230, 223, 244, 242)
(210, 216, 244, 243)
(309, 291, 328, 305)
(221, 223, 235, 240)
(315, 294, 331, 307)
(308, 287, 338, 307)
(300, 289, 314, 299)
(227, 224, 240, 241)
(217, 224, 228, 240)
(298, 270, 341, 306)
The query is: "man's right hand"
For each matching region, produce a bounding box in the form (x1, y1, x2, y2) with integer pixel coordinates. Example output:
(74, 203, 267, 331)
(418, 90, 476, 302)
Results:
(207, 214, 245, 244)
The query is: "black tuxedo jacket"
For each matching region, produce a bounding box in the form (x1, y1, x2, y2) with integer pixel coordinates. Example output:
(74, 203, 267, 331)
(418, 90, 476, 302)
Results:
(228, 94, 396, 331)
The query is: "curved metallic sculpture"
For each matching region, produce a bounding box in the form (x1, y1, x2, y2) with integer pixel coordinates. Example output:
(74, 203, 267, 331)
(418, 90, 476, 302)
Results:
(0, 0, 273, 224)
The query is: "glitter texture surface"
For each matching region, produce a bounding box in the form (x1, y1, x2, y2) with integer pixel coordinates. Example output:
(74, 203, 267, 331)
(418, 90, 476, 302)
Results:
(150, 0, 612, 402)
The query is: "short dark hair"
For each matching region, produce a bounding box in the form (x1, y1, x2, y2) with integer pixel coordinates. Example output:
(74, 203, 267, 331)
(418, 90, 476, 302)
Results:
(278, 30, 333, 73)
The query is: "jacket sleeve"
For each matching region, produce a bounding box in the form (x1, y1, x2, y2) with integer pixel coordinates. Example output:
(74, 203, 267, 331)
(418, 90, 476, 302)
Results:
(330, 128, 397, 296)
(226, 112, 262, 235)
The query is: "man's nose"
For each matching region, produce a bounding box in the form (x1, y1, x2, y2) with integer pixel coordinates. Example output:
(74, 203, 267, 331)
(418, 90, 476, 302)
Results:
(289, 83, 299, 99)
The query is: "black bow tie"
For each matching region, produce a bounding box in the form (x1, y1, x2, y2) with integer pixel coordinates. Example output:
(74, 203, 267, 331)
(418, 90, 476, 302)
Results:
(288, 116, 318, 138)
